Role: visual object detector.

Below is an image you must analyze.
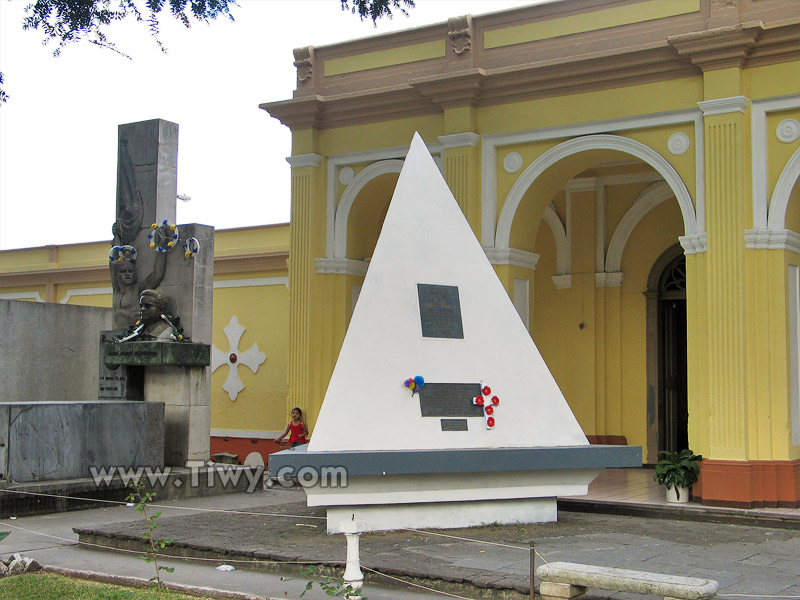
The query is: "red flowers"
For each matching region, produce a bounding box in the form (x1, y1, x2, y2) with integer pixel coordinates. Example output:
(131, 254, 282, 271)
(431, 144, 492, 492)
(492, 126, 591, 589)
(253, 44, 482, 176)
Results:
(473, 385, 500, 429)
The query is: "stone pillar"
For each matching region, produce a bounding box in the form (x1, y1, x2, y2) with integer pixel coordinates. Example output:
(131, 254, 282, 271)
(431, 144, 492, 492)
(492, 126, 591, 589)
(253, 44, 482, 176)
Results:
(698, 93, 750, 461)
(565, 180, 598, 434)
(287, 150, 325, 430)
(110, 119, 214, 467)
(439, 131, 481, 237)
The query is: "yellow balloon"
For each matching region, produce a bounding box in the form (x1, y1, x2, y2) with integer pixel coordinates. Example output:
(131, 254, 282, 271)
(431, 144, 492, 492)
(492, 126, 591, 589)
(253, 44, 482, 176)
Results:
(150, 242, 156, 248)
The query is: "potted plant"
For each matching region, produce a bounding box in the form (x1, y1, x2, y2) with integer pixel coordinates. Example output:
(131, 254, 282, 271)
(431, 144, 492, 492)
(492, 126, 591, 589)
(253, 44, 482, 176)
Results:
(653, 449, 701, 503)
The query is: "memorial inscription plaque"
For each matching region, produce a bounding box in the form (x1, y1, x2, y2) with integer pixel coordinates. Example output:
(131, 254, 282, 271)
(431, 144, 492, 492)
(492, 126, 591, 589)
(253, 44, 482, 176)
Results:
(418, 383, 483, 417)
(417, 284, 463, 339)
(440, 419, 468, 431)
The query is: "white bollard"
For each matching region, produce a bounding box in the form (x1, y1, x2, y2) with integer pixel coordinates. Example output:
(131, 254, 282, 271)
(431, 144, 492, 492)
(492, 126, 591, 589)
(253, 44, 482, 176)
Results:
(339, 520, 367, 596)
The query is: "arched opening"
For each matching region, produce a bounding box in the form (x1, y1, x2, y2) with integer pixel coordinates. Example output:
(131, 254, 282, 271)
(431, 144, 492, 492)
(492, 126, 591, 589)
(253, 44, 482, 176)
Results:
(645, 246, 687, 462)
(658, 253, 688, 454)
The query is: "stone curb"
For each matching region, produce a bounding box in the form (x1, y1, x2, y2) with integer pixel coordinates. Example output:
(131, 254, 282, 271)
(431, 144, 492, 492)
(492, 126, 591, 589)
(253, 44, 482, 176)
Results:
(42, 565, 270, 600)
(73, 532, 529, 599)
(559, 498, 800, 530)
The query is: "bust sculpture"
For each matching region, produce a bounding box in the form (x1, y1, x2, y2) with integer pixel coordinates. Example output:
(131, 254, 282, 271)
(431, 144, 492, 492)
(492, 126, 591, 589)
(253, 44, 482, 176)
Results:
(115, 289, 183, 342)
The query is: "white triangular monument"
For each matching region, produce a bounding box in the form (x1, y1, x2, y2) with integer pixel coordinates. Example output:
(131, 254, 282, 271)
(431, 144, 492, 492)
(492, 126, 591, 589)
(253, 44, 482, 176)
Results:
(310, 133, 585, 452)
(270, 133, 640, 532)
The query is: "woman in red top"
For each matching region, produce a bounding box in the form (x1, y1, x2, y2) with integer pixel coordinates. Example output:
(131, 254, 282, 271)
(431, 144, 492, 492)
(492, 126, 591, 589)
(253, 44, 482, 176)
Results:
(275, 407, 309, 448)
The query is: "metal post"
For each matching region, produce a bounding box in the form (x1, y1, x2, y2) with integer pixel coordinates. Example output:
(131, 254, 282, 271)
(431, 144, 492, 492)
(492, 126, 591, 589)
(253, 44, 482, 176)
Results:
(530, 540, 535, 600)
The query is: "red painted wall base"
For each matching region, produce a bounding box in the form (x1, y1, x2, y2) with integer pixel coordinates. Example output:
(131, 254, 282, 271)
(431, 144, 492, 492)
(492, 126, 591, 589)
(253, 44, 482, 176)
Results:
(695, 459, 800, 508)
(210, 436, 287, 466)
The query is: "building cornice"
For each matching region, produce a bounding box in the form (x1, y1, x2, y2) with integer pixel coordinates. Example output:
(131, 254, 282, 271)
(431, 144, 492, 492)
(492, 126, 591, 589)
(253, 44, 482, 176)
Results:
(438, 132, 481, 149)
(286, 153, 322, 169)
(315, 257, 369, 276)
(698, 96, 750, 116)
(260, 14, 800, 132)
(745, 229, 800, 253)
(484, 248, 539, 270)
(668, 21, 763, 71)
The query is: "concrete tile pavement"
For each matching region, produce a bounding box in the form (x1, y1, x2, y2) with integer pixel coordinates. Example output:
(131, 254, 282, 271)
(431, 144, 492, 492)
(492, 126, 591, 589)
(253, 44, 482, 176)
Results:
(1, 475, 800, 599)
(68, 487, 800, 600)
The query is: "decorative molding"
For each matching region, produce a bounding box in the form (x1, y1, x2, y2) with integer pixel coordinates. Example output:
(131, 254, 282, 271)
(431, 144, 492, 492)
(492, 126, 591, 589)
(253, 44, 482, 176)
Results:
(334, 159, 404, 259)
(698, 96, 750, 116)
(668, 132, 691, 155)
(338, 166, 355, 186)
(293, 46, 314, 82)
(484, 248, 540, 270)
(552, 275, 572, 289)
(503, 152, 522, 174)
(566, 177, 597, 193)
(60, 286, 112, 304)
(438, 132, 480, 149)
(315, 257, 369, 276)
(777, 119, 800, 144)
(679, 232, 708, 254)
(606, 181, 674, 273)
(768, 145, 800, 230)
(668, 22, 762, 71)
(214, 277, 289, 290)
(286, 153, 322, 169)
(447, 15, 473, 56)
(411, 70, 487, 110)
(745, 229, 800, 253)
(543, 204, 570, 276)
(751, 94, 800, 230)
(0, 291, 44, 302)
(211, 316, 267, 402)
(211, 429, 283, 439)
(495, 134, 697, 252)
(595, 272, 624, 287)
(480, 108, 704, 246)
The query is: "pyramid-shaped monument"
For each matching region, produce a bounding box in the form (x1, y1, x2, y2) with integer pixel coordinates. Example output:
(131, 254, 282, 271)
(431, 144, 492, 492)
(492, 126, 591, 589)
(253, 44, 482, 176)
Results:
(270, 134, 641, 532)
(309, 133, 586, 452)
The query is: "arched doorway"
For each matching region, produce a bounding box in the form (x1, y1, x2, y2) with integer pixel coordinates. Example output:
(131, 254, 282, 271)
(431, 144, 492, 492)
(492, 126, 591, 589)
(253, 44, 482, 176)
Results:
(645, 246, 689, 462)
(657, 254, 688, 455)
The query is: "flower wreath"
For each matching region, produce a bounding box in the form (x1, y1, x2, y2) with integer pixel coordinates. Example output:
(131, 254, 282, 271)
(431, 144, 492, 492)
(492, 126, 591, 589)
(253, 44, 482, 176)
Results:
(148, 220, 180, 253)
(182, 236, 200, 259)
(114, 313, 189, 343)
(108, 245, 137, 264)
(403, 376, 425, 395)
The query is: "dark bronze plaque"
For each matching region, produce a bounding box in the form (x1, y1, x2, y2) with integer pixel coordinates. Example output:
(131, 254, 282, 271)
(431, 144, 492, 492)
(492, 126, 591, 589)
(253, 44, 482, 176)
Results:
(440, 419, 468, 431)
(417, 284, 464, 339)
(419, 383, 482, 417)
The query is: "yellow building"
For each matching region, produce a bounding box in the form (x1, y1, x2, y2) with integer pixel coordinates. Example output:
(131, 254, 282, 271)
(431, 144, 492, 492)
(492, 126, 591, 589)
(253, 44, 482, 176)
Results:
(2, 0, 799, 508)
(0, 225, 292, 463)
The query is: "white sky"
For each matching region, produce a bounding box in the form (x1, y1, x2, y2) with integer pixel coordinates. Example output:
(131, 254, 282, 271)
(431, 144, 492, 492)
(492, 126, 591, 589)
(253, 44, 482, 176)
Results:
(0, 0, 533, 250)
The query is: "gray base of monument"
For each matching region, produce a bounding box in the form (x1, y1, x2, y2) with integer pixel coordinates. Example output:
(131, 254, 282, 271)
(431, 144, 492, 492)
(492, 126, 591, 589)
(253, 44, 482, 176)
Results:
(0, 402, 164, 483)
(268, 445, 642, 532)
(102, 341, 211, 467)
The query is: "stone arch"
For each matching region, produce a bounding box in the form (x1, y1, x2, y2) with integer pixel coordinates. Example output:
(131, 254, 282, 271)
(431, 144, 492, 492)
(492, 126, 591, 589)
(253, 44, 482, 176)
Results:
(767, 145, 800, 230)
(605, 181, 675, 273)
(334, 159, 404, 258)
(495, 134, 696, 250)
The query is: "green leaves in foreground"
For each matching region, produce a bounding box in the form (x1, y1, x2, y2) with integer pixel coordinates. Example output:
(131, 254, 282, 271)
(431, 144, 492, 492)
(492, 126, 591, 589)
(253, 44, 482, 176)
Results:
(299, 565, 366, 598)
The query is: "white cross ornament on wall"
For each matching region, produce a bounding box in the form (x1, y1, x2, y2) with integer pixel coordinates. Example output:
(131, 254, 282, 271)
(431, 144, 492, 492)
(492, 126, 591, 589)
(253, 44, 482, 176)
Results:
(211, 316, 267, 401)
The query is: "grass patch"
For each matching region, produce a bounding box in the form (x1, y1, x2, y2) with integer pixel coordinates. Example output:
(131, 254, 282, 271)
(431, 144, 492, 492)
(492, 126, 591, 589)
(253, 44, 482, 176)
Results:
(0, 572, 216, 600)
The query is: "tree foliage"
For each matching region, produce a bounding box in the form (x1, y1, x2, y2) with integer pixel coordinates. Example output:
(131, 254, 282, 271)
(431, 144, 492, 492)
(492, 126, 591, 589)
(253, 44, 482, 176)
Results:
(0, 0, 415, 103)
(342, 0, 415, 22)
(22, 0, 237, 57)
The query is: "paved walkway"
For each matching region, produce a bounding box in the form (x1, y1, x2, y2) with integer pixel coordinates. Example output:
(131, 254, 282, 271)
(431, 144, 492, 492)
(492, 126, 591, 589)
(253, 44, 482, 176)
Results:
(2, 468, 800, 599)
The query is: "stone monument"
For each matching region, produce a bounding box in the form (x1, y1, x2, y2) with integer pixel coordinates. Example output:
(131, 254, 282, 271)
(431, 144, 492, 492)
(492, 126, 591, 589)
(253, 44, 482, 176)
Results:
(269, 134, 640, 533)
(103, 119, 214, 467)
